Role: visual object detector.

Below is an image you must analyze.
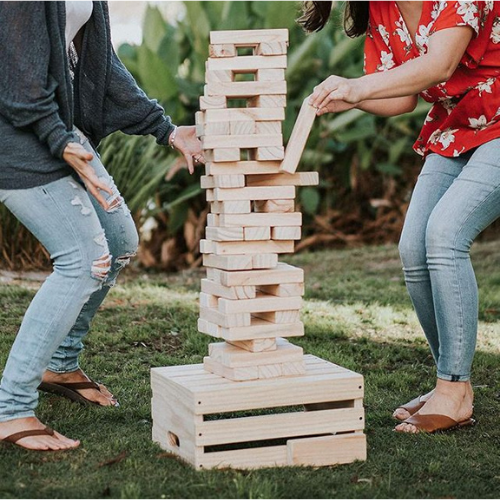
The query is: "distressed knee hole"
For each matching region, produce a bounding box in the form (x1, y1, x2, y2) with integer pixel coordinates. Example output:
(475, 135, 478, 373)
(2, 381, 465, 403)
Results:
(116, 251, 137, 269)
(91, 253, 112, 281)
(71, 195, 92, 216)
(106, 194, 124, 213)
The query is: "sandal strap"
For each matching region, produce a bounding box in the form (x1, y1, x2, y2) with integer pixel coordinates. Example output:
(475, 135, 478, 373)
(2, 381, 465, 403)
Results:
(3, 426, 54, 444)
(52, 381, 100, 391)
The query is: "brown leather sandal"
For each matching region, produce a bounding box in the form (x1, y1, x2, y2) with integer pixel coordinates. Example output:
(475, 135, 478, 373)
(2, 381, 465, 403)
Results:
(397, 414, 476, 433)
(38, 380, 118, 407)
(1, 426, 55, 448)
(393, 395, 427, 420)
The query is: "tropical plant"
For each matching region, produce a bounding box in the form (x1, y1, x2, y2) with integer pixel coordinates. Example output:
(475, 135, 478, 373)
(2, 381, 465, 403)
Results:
(0, 1, 429, 271)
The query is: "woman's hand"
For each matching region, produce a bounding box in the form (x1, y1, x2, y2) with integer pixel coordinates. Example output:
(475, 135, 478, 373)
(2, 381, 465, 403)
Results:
(169, 125, 204, 174)
(309, 75, 365, 115)
(63, 142, 112, 210)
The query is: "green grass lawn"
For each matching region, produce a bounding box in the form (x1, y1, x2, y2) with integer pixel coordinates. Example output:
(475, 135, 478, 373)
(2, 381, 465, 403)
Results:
(1, 242, 499, 499)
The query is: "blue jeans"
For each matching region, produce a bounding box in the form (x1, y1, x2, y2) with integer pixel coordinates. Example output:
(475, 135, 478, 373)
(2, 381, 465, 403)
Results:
(0, 129, 139, 422)
(399, 138, 500, 382)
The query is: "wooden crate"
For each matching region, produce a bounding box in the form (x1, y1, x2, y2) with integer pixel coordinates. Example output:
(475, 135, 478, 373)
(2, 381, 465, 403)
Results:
(151, 355, 366, 470)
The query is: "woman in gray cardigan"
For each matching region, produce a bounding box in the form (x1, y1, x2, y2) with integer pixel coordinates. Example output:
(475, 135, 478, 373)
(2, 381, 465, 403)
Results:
(0, 2, 203, 450)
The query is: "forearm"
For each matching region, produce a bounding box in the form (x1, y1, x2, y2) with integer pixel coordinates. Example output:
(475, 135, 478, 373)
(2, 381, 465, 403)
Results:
(356, 95, 418, 117)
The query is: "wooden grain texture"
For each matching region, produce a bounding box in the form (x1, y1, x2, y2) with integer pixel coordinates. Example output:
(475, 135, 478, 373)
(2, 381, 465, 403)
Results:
(210, 29, 289, 45)
(207, 55, 287, 71)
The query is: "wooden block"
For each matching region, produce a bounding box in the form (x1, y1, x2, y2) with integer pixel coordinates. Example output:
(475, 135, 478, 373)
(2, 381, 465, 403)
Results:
(252, 253, 278, 269)
(201, 175, 245, 189)
(247, 172, 319, 187)
(218, 294, 302, 314)
(200, 306, 251, 328)
(203, 254, 253, 271)
(201, 279, 256, 300)
(217, 212, 301, 227)
(254, 199, 295, 213)
(199, 317, 305, 341)
(280, 97, 317, 174)
(206, 160, 281, 176)
(207, 55, 287, 72)
(216, 263, 304, 287)
(255, 121, 282, 135)
(244, 226, 271, 241)
(256, 69, 285, 81)
(209, 44, 237, 58)
(258, 363, 283, 378)
(254, 310, 301, 324)
(203, 356, 258, 381)
(206, 213, 219, 227)
(204, 239, 294, 256)
(210, 200, 251, 214)
(205, 148, 240, 163)
(207, 186, 295, 202)
(272, 226, 301, 240)
(210, 29, 289, 45)
(205, 69, 233, 83)
(205, 81, 286, 98)
(254, 146, 285, 161)
(200, 121, 231, 136)
(258, 283, 305, 297)
(205, 227, 244, 242)
(204, 108, 285, 123)
(248, 95, 286, 108)
(282, 360, 307, 376)
(208, 338, 302, 368)
(202, 134, 282, 150)
(199, 239, 214, 254)
(256, 41, 288, 55)
(230, 120, 255, 135)
(199, 95, 226, 110)
(195, 123, 204, 139)
(287, 434, 367, 467)
(195, 111, 205, 125)
(227, 338, 277, 353)
(199, 292, 218, 308)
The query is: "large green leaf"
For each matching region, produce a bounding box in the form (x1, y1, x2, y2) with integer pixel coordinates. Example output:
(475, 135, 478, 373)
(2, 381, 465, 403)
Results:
(143, 6, 167, 53)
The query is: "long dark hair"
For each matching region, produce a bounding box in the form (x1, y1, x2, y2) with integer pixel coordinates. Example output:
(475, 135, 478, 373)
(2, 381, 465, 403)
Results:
(298, 1, 370, 37)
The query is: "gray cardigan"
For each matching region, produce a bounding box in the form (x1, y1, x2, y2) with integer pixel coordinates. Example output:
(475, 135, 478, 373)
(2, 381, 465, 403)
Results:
(0, 1, 175, 190)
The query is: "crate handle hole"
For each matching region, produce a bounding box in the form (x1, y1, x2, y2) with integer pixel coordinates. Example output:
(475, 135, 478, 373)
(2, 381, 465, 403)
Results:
(168, 431, 180, 448)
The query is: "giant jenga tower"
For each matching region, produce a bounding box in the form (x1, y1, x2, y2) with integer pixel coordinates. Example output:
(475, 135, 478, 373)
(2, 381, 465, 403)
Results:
(151, 29, 367, 470)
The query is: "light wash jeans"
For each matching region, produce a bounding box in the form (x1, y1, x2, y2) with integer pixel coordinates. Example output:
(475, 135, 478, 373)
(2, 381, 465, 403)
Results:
(0, 129, 139, 422)
(399, 138, 500, 382)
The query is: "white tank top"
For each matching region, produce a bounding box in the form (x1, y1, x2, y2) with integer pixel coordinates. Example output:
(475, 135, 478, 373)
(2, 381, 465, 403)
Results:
(65, 1, 93, 52)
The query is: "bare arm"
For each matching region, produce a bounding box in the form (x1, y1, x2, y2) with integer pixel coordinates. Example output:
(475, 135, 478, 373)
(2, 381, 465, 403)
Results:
(311, 26, 473, 115)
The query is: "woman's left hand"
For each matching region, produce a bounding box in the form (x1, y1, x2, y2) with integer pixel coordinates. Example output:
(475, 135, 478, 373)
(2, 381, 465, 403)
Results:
(170, 125, 204, 174)
(309, 75, 365, 115)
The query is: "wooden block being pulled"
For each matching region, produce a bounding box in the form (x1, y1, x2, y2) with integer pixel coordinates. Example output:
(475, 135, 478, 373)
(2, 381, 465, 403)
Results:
(201, 279, 256, 300)
(247, 172, 319, 187)
(210, 200, 251, 214)
(257, 283, 305, 297)
(200, 306, 251, 328)
(205, 81, 286, 98)
(254, 199, 295, 213)
(206, 186, 295, 202)
(205, 227, 244, 242)
(218, 294, 302, 314)
(244, 226, 271, 241)
(217, 212, 301, 227)
(199, 95, 226, 110)
(210, 29, 289, 45)
(256, 41, 288, 55)
(209, 44, 237, 58)
(203, 239, 294, 256)
(201, 175, 245, 189)
(280, 97, 317, 173)
(272, 226, 302, 240)
(205, 148, 241, 163)
(254, 310, 301, 324)
(207, 55, 287, 72)
(204, 108, 285, 123)
(200, 121, 231, 136)
(214, 262, 304, 287)
(227, 338, 277, 353)
(203, 254, 253, 271)
(202, 134, 282, 150)
(206, 160, 281, 176)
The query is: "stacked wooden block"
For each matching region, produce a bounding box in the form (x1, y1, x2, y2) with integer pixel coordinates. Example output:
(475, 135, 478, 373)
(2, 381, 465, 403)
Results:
(151, 29, 366, 470)
(195, 28, 317, 382)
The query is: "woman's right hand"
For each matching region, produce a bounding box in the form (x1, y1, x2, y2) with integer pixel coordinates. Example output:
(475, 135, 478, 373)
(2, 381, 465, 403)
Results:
(63, 142, 113, 210)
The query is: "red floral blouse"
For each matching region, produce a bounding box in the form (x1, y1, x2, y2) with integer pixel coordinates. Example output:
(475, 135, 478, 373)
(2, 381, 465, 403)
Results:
(364, 1, 500, 157)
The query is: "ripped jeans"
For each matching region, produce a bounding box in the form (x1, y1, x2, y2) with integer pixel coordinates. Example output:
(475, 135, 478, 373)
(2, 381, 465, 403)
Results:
(0, 128, 138, 421)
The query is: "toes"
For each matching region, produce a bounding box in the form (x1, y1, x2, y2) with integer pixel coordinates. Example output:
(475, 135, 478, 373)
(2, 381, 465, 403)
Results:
(394, 423, 418, 433)
(393, 409, 410, 421)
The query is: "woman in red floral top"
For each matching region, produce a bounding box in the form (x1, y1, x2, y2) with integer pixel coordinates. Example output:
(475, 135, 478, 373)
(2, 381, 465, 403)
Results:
(301, 1, 500, 433)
